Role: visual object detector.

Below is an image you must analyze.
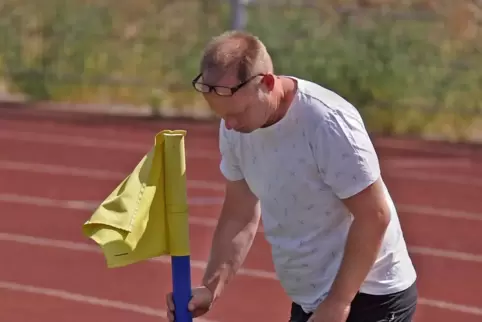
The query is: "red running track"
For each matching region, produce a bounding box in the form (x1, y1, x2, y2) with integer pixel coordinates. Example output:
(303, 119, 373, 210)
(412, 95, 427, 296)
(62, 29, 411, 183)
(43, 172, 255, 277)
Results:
(1, 106, 482, 322)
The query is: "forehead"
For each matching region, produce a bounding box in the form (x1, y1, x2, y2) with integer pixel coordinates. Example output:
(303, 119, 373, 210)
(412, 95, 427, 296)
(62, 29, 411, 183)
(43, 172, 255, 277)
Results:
(201, 68, 239, 88)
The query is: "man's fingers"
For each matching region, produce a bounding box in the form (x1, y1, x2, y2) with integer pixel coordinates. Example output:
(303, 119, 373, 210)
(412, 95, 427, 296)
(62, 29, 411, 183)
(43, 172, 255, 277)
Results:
(192, 308, 209, 318)
(166, 310, 175, 322)
(166, 293, 175, 311)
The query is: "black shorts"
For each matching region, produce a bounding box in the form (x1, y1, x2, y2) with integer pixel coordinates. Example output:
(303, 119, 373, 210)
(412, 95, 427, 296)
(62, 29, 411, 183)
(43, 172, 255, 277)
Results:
(290, 282, 418, 322)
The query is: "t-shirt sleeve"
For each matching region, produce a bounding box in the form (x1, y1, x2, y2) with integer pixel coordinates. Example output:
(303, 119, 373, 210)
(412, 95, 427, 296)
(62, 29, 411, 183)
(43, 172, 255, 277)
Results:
(219, 120, 244, 181)
(313, 108, 381, 199)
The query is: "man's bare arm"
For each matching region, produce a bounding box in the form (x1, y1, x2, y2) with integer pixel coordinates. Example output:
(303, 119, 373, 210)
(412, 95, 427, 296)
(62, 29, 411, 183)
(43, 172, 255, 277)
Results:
(202, 178, 261, 301)
(325, 178, 391, 305)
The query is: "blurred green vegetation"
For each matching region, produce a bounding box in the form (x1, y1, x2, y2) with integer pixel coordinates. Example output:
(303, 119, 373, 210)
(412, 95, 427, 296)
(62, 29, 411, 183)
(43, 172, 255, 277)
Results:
(0, 0, 481, 141)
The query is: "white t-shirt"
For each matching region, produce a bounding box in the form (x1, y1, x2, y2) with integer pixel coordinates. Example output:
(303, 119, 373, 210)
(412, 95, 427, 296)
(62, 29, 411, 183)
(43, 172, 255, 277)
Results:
(219, 77, 417, 313)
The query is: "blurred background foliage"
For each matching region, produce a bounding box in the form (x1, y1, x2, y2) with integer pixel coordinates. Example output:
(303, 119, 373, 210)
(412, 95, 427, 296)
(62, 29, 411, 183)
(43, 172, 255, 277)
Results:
(0, 0, 481, 141)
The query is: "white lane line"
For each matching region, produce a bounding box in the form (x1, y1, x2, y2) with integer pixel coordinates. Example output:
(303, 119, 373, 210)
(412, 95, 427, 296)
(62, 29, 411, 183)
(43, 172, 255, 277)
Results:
(0, 160, 225, 192)
(0, 233, 275, 279)
(0, 193, 262, 232)
(3, 155, 482, 190)
(418, 298, 482, 316)
(0, 130, 147, 151)
(3, 128, 479, 158)
(0, 192, 479, 237)
(374, 137, 482, 157)
(398, 204, 482, 222)
(0, 193, 225, 230)
(3, 233, 482, 273)
(409, 246, 482, 263)
(1, 190, 481, 227)
(0, 193, 224, 208)
(3, 159, 481, 222)
(387, 170, 482, 187)
(0, 130, 218, 160)
(383, 157, 473, 169)
(1, 233, 482, 316)
(0, 160, 125, 180)
(3, 128, 482, 181)
(0, 281, 217, 322)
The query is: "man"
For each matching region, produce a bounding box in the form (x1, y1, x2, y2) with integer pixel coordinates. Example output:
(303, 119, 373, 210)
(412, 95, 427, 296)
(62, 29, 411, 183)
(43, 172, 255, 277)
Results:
(166, 30, 418, 322)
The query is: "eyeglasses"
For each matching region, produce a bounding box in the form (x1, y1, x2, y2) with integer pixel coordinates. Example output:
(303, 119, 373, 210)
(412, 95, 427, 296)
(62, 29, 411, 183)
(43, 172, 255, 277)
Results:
(191, 73, 264, 97)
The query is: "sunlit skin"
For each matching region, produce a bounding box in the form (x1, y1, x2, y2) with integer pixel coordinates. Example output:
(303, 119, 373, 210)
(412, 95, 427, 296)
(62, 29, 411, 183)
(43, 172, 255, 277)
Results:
(198, 70, 298, 133)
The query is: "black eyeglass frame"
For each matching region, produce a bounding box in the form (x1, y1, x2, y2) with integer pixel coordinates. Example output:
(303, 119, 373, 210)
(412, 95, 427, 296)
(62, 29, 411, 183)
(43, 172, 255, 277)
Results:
(191, 73, 265, 97)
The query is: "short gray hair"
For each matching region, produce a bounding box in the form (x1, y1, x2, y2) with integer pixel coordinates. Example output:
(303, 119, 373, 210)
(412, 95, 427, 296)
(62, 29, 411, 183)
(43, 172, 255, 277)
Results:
(200, 30, 274, 81)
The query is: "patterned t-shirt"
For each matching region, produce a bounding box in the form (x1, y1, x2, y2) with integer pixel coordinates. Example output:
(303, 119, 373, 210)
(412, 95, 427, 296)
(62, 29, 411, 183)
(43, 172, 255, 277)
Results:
(218, 77, 417, 313)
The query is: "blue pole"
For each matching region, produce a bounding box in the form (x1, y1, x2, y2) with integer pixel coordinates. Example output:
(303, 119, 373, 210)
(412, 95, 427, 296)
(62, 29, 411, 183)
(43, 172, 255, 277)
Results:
(171, 256, 193, 322)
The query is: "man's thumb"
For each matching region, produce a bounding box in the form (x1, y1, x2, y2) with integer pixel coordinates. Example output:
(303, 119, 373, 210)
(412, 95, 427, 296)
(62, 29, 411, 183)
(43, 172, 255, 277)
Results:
(188, 296, 201, 311)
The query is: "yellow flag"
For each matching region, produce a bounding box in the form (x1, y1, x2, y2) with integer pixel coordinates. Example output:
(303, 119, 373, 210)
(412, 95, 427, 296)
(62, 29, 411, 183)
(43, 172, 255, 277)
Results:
(82, 130, 190, 268)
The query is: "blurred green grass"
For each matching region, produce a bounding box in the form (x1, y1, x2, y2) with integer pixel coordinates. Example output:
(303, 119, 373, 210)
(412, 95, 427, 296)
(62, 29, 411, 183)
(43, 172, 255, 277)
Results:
(0, 0, 481, 141)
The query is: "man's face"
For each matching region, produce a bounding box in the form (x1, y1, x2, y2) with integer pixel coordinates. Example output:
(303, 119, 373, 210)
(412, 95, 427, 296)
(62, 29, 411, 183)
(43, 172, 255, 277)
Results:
(193, 70, 273, 133)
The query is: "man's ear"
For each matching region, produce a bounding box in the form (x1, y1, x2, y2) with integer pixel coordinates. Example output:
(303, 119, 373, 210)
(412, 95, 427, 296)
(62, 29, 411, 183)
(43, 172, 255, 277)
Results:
(260, 74, 276, 92)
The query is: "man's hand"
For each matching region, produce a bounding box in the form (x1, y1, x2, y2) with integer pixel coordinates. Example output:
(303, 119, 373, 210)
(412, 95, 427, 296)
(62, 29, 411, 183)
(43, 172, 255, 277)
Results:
(166, 286, 214, 321)
(307, 297, 351, 322)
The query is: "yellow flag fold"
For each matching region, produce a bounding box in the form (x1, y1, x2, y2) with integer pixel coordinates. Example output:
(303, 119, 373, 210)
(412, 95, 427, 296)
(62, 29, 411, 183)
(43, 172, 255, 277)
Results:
(82, 130, 190, 268)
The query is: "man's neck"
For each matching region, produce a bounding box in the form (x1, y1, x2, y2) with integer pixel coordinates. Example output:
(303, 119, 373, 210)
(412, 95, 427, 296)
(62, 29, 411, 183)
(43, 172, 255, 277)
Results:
(262, 77, 297, 128)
